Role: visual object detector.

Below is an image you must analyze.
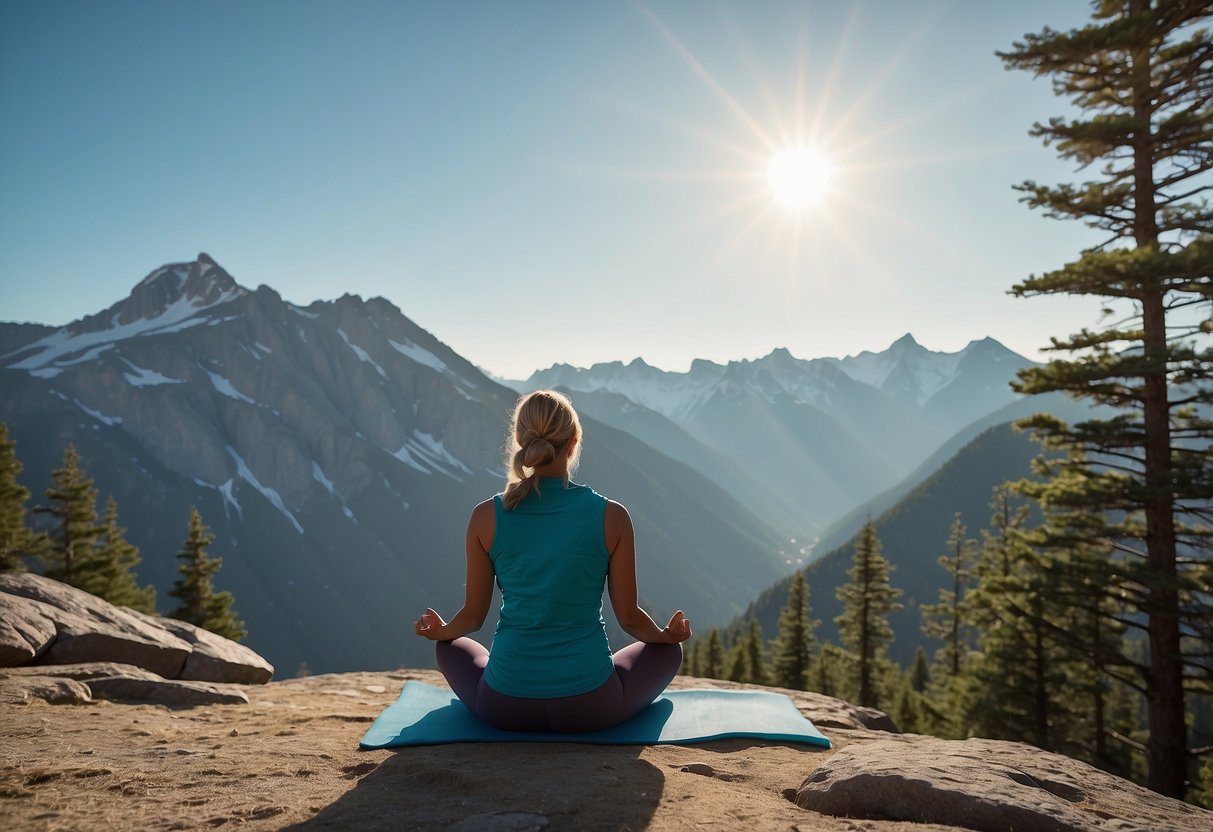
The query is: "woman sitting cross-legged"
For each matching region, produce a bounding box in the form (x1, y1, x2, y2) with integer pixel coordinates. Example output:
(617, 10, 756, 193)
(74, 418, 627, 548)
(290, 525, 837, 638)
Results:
(414, 389, 691, 733)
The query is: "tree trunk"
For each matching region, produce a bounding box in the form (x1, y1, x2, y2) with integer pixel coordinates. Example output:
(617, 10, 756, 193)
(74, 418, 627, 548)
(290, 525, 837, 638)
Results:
(1129, 0, 1185, 798)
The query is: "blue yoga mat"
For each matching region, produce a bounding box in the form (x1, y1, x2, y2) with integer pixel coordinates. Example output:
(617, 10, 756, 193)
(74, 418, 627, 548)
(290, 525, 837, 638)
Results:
(360, 681, 831, 749)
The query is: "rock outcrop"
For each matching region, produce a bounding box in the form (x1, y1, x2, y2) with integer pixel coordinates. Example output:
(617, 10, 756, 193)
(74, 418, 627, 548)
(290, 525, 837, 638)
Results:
(3, 669, 1212, 831)
(0, 573, 273, 690)
(797, 736, 1211, 832)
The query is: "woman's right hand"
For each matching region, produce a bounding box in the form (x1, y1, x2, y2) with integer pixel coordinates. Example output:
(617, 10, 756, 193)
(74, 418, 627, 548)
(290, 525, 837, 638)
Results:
(662, 610, 692, 644)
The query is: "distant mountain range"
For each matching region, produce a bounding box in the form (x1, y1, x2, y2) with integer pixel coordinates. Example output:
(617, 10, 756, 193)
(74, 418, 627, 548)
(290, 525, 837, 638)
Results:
(2, 253, 1084, 677)
(511, 332, 1036, 544)
(0, 254, 789, 673)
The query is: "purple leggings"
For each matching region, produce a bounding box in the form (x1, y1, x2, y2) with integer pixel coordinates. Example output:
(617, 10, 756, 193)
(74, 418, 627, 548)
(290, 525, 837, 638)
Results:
(435, 638, 682, 733)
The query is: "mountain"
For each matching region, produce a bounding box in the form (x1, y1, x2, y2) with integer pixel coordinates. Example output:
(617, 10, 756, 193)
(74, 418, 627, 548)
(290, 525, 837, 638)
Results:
(0, 254, 789, 674)
(738, 421, 1046, 667)
(515, 335, 1037, 539)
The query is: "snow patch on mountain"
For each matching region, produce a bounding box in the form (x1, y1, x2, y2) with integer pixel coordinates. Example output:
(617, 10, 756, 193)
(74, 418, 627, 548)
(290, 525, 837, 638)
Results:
(389, 430, 470, 480)
(226, 446, 302, 534)
(74, 399, 121, 427)
(338, 328, 387, 379)
(122, 359, 182, 387)
(205, 370, 255, 404)
(6, 288, 241, 375)
(390, 338, 449, 375)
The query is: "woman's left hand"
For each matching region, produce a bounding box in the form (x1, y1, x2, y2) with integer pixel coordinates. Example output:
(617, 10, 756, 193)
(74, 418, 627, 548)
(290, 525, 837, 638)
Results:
(414, 608, 448, 640)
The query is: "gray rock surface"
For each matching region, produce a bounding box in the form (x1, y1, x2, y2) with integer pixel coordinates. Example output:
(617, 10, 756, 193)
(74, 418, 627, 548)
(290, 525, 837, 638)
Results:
(0, 573, 273, 685)
(0, 673, 92, 705)
(2, 661, 249, 706)
(85, 675, 249, 707)
(126, 609, 273, 684)
(0, 592, 58, 664)
(796, 736, 1213, 832)
(0, 573, 191, 677)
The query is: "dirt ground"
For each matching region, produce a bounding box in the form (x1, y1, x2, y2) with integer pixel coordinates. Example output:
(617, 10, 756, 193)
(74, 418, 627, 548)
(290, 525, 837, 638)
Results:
(0, 669, 971, 832)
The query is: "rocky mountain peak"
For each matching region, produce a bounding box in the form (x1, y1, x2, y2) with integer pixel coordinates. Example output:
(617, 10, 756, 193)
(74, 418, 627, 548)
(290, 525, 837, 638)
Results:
(119, 254, 245, 327)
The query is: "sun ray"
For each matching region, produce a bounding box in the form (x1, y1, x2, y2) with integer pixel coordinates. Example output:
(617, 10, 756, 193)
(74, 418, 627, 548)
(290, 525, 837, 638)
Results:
(819, 12, 940, 148)
(635, 1, 778, 151)
(591, 93, 771, 164)
(805, 2, 860, 144)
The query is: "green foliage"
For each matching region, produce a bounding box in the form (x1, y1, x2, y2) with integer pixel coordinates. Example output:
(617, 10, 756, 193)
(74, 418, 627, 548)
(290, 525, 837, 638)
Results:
(770, 572, 815, 690)
(701, 629, 724, 679)
(81, 496, 155, 614)
(836, 521, 902, 708)
(998, 0, 1213, 798)
(743, 616, 768, 687)
(36, 444, 104, 585)
(0, 422, 44, 571)
(920, 513, 976, 678)
(169, 507, 246, 642)
(812, 643, 847, 700)
(909, 646, 930, 693)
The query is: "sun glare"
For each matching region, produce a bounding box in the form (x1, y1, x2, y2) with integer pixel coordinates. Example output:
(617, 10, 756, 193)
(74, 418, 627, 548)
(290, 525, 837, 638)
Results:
(766, 146, 835, 211)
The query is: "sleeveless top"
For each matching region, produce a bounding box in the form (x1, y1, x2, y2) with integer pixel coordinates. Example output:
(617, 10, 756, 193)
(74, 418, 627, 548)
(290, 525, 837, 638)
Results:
(482, 477, 615, 698)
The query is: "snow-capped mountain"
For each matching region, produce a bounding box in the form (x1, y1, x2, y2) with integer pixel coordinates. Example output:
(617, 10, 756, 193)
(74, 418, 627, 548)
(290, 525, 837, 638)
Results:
(515, 335, 1036, 535)
(1, 254, 788, 673)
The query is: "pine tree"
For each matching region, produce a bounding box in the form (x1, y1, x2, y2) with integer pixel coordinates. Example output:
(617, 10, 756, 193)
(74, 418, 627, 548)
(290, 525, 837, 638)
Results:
(36, 444, 103, 586)
(836, 521, 902, 709)
(770, 571, 815, 690)
(909, 646, 931, 694)
(0, 423, 43, 571)
(920, 513, 975, 678)
(82, 496, 155, 613)
(685, 638, 702, 677)
(743, 615, 768, 686)
(998, 0, 1213, 797)
(169, 507, 246, 641)
(702, 629, 724, 679)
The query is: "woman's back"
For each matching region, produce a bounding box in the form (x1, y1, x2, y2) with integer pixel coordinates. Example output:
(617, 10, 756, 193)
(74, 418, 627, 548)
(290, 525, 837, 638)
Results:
(484, 478, 615, 698)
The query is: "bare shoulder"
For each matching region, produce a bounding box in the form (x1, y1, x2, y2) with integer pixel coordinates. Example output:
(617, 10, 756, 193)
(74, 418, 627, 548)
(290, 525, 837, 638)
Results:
(468, 498, 496, 537)
(603, 499, 633, 535)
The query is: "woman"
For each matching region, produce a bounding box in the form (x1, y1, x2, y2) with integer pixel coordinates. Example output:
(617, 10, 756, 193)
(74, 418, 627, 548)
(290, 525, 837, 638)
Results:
(414, 389, 691, 732)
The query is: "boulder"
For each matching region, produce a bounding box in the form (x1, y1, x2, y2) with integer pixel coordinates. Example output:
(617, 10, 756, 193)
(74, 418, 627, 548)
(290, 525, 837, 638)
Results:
(3, 661, 248, 706)
(125, 609, 273, 684)
(0, 592, 58, 664)
(0, 573, 191, 678)
(0, 672, 92, 705)
(796, 736, 1213, 832)
(85, 675, 249, 707)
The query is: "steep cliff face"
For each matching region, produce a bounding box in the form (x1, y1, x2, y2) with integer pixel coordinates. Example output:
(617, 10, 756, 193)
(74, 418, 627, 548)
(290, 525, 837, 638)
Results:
(1, 255, 788, 674)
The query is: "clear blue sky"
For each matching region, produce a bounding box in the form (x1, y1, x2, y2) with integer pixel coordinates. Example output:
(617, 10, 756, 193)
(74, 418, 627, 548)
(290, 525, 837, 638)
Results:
(1, 1, 1107, 378)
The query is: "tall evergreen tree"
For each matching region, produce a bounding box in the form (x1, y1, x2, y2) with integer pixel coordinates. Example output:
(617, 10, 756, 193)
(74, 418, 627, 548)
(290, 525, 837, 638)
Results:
(701, 628, 724, 679)
(998, 0, 1213, 797)
(743, 615, 768, 687)
(169, 507, 246, 641)
(836, 521, 903, 708)
(770, 571, 815, 690)
(0, 423, 43, 571)
(909, 646, 931, 694)
(921, 513, 976, 678)
(35, 444, 103, 586)
(82, 496, 155, 613)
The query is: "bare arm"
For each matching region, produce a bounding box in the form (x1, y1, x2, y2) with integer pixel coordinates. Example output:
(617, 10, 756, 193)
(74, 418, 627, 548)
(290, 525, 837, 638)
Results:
(605, 500, 691, 645)
(415, 499, 496, 641)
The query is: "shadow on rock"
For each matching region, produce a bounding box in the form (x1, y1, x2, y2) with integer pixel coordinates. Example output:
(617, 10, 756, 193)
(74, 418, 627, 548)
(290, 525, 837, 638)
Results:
(288, 743, 665, 831)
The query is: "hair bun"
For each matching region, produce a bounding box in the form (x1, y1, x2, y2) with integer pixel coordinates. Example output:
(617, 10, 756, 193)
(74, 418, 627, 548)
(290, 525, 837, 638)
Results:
(521, 438, 556, 469)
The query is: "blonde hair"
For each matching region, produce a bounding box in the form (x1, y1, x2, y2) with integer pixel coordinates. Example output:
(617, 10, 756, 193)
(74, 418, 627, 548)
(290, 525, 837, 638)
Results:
(501, 390, 582, 510)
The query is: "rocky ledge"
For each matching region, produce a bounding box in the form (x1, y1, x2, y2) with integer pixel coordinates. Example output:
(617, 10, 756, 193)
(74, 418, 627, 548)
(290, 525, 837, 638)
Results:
(0, 573, 273, 707)
(2, 576, 1208, 831)
(1, 666, 1209, 831)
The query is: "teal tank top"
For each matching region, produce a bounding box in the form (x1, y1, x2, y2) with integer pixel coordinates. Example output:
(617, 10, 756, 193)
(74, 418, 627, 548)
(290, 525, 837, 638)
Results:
(483, 478, 615, 698)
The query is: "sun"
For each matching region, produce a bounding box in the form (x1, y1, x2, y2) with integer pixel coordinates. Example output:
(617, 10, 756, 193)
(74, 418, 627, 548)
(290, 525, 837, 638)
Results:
(766, 146, 835, 211)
